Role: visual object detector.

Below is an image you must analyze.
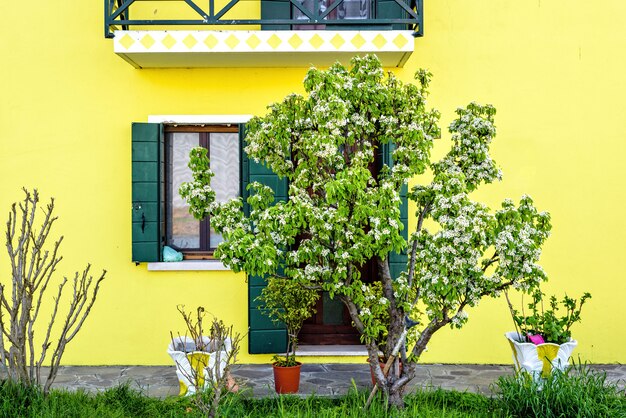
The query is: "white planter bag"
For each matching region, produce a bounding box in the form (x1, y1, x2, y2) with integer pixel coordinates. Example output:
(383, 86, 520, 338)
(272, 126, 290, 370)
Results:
(168, 336, 232, 395)
(505, 331, 577, 380)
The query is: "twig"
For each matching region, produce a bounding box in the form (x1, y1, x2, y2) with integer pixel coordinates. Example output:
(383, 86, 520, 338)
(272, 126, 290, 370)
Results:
(504, 291, 522, 339)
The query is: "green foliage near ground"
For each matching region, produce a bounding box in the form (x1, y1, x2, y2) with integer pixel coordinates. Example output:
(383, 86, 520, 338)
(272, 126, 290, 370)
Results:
(0, 365, 623, 418)
(494, 364, 626, 418)
(221, 388, 501, 418)
(0, 381, 499, 418)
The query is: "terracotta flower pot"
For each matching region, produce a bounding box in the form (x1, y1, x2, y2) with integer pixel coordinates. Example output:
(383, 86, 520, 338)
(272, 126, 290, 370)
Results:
(369, 359, 403, 385)
(272, 362, 302, 394)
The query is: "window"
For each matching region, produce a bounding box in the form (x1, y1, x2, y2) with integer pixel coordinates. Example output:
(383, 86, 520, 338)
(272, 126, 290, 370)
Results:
(131, 120, 248, 264)
(165, 125, 240, 257)
(293, 0, 370, 30)
(261, 0, 408, 31)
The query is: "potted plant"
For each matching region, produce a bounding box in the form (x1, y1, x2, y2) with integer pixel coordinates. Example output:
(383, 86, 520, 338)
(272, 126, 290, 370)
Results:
(259, 277, 319, 394)
(504, 289, 591, 379)
(168, 306, 238, 396)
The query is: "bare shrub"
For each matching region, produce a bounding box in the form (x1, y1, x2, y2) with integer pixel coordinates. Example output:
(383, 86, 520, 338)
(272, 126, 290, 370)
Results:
(0, 188, 105, 394)
(170, 305, 242, 418)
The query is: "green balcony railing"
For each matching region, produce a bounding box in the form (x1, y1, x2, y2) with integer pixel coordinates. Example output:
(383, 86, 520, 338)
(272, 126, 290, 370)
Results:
(105, 0, 423, 38)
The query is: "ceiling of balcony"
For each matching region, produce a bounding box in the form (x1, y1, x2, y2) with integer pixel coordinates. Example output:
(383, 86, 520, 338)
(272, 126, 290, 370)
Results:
(113, 30, 415, 68)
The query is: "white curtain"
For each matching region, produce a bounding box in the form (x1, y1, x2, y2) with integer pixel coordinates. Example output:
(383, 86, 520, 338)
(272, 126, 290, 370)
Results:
(293, 0, 370, 29)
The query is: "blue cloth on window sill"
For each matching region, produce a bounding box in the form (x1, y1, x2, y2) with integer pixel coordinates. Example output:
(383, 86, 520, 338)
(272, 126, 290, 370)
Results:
(163, 246, 183, 262)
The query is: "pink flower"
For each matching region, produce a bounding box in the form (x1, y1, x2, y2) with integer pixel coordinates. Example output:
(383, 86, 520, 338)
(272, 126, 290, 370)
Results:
(527, 334, 545, 345)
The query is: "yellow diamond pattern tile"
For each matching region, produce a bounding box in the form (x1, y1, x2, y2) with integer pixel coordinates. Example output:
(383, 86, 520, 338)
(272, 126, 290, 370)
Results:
(183, 34, 197, 49)
(350, 34, 366, 49)
(267, 34, 282, 49)
(225, 34, 240, 49)
(161, 34, 177, 49)
(330, 34, 345, 49)
(309, 34, 324, 49)
(288, 34, 303, 49)
(140, 34, 155, 49)
(203, 34, 218, 49)
(372, 34, 387, 49)
(246, 34, 261, 49)
(116, 31, 413, 64)
(393, 34, 408, 48)
(119, 34, 135, 50)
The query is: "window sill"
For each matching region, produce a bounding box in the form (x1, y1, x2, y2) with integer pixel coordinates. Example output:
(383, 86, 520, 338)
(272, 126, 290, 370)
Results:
(147, 261, 230, 271)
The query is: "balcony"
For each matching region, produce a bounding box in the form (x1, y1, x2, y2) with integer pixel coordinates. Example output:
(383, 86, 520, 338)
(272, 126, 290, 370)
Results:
(105, 0, 422, 68)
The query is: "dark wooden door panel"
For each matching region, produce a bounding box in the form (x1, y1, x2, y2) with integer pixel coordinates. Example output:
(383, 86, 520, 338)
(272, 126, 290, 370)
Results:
(300, 293, 360, 344)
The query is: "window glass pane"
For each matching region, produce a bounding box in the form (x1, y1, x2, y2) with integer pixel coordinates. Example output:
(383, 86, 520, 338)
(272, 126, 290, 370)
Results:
(334, 0, 369, 19)
(167, 133, 200, 249)
(209, 132, 240, 248)
(293, 0, 369, 29)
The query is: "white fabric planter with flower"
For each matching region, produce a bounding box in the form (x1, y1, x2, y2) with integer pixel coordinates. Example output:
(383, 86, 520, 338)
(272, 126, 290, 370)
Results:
(505, 331, 577, 380)
(167, 336, 232, 395)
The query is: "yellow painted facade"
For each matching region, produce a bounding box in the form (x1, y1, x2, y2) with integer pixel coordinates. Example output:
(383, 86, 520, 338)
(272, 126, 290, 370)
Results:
(0, 1, 625, 365)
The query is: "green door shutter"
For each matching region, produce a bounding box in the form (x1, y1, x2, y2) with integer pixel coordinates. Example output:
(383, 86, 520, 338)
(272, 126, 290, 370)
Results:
(132, 122, 165, 262)
(376, 0, 408, 30)
(261, 0, 290, 30)
(241, 124, 289, 354)
(380, 141, 408, 280)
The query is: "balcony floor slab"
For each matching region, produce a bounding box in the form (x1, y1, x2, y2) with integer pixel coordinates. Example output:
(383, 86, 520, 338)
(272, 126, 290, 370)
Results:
(114, 30, 414, 68)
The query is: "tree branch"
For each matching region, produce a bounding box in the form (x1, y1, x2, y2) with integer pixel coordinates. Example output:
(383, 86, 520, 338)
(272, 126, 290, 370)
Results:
(482, 252, 499, 272)
(407, 202, 431, 289)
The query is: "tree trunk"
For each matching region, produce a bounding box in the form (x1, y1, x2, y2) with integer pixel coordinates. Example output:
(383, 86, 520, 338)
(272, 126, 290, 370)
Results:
(374, 356, 414, 408)
(388, 388, 405, 408)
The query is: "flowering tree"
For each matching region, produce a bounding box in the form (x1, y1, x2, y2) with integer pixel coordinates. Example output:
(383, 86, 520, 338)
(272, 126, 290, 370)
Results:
(180, 55, 551, 407)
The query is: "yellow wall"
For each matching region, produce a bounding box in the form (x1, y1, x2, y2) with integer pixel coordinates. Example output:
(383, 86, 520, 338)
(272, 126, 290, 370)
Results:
(0, 1, 624, 365)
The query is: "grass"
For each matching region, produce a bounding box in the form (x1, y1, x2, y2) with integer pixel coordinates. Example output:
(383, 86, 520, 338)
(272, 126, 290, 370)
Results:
(494, 363, 626, 418)
(0, 382, 498, 418)
(0, 382, 190, 418)
(0, 364, 623, 417)
(220, 388, 501, 417)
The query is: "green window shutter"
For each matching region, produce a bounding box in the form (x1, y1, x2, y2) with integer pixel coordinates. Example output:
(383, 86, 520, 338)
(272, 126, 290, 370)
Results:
(132, 122, 165, 263)
(376, 0, 408, 30)
(261, 0, 290, 30)
(241, 124, 289, 354)
(380, 141, 408, 280)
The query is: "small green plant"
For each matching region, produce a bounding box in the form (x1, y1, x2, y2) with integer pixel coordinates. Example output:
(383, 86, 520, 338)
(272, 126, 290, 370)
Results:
(259, 278, 319, 367)
(270, 354, 298, 368)
(505, 289, 591, 344)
